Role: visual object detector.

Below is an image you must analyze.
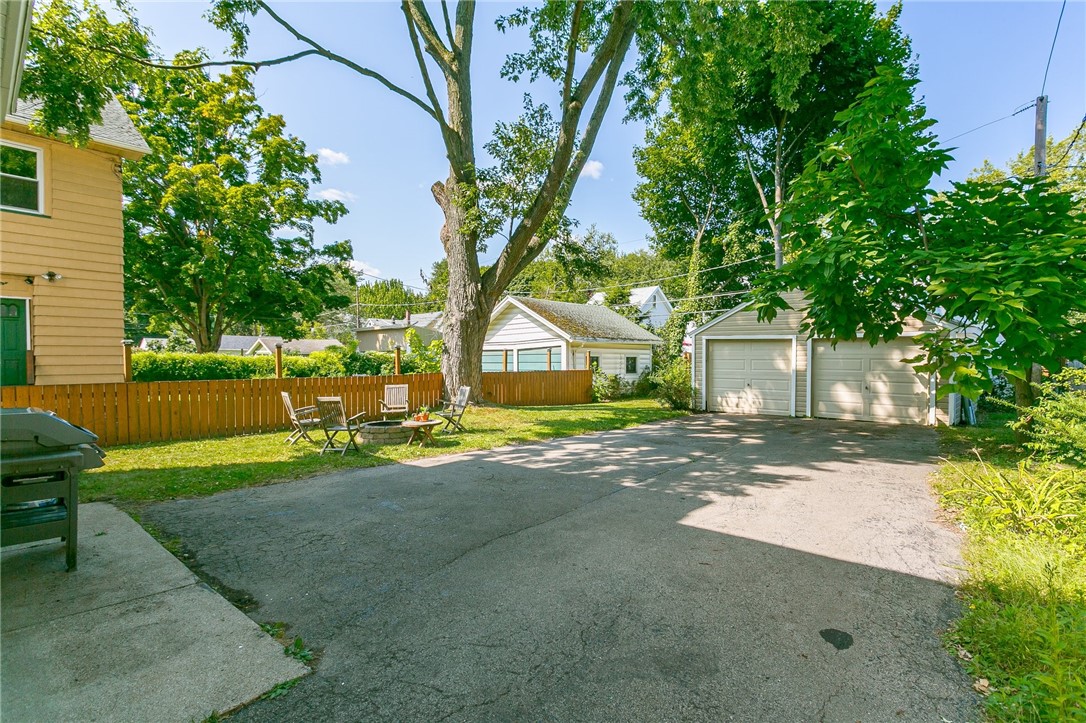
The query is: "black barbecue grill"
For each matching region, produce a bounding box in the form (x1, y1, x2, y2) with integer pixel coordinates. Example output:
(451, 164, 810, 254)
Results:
(1, 408, 105, 571)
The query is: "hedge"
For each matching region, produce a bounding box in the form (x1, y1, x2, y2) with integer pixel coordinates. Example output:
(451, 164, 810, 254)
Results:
(131, 349, 434, 382)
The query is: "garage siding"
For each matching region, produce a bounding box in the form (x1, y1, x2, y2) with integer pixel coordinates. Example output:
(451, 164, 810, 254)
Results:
(693, 292, 960, 425)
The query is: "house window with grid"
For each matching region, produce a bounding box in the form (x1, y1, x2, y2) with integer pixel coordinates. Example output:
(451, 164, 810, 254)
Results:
(0, 142, 43, 213)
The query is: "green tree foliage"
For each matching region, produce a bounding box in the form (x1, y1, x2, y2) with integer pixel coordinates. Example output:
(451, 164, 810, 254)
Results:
(122, 53, 353, 352)
(633, 0, 910, 271)
(353, 279, 427, 320)
(972, 125, 1086, 205)
(753, 68, 1086, 407)
(21, 0, 151, 144)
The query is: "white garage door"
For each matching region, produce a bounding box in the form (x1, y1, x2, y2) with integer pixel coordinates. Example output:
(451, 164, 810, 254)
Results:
(811, 340, 930, 424)
(705, 340, 793, 415)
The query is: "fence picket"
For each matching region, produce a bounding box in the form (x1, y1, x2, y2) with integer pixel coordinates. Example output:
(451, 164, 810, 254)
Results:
(1, 369, 589, 446)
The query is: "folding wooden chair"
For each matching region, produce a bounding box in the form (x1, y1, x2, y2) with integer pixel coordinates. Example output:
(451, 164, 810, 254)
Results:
(281, 391, 320, 445)
(381, 384, 409, 420)
(315, 397, 364, 455)
(436, 385, 471, 433)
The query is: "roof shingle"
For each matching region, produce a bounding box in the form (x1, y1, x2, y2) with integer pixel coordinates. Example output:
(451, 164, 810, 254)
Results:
(513, 297, 662, 344)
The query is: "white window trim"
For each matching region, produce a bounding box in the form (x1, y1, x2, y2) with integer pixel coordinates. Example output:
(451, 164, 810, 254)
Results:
(0, 140, 45, 215)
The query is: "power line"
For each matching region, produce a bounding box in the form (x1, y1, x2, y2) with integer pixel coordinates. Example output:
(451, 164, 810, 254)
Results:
(943, 101, 1036, 143)
(1041, 0, 1068, 96)
(1049, 114, 1086, 170)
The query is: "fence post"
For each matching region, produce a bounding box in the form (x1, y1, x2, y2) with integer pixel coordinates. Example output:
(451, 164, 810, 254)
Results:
(26, 350, 35, 385)
(546, 348, 552, 371)
(584, 351, 590, 370)
(275, 343, 283, 379)
(502, 349, 508, 372)
(394, 346, 402, 375)
(122, 340, 134, 382)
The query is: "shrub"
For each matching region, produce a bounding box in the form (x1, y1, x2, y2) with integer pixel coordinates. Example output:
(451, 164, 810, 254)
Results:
(631, 368, 657, 398)
(1014, 368, 1086, 465)
(592, 370, 623, 402)
(132, 352, 275, 381)
(652, 357, 695, 410)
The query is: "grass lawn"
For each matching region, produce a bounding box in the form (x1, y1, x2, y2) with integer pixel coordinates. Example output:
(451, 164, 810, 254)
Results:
(934, 411, 1085, 722)
(83, 399, 687, 506)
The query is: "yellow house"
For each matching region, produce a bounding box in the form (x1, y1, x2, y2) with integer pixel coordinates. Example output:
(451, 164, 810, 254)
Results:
(1, 97, 150, 385)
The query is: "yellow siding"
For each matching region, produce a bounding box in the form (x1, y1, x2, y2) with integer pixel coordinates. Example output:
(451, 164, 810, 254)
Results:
(0, 126, 126, 384)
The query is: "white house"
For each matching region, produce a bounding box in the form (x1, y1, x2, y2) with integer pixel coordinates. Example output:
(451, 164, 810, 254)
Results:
(587, 285, 673, 329)
(354, 311, 443, 352)
(484, 297, 662, 379)
(690, 291, 964, 425)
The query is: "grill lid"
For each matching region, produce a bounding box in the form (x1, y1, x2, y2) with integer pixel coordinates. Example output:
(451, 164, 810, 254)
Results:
(1, 407, 100, 447)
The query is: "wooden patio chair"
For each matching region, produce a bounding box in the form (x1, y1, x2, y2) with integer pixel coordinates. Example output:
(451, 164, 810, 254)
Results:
(281, 391, 321, 445)
(380, 384, 409, 420)
(436, 385, 471, 433)
(314, 396, 364, 455)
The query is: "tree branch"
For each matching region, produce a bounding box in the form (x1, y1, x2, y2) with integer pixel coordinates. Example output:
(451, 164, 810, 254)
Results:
(484, 2, 636, 296)
(402, 1, 454, 74)
(440, 0, 455, 49)
(253, 0, 438, 121)
(562, 1, 585, 108)
(401, 3, 450, 130)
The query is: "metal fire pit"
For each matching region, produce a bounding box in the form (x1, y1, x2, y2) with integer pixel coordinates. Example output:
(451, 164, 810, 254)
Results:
(1, 408, 106, 571)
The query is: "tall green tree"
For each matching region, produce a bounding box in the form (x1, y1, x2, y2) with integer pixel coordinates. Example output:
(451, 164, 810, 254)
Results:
(634, 0, 910, 269)
(23, 0, 642, 397)
(122, 54, 353, 352)
(753, 68, 1086, 409)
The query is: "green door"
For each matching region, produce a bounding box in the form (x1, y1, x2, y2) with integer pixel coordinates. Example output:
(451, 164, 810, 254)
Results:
(1, 298, 28, 386)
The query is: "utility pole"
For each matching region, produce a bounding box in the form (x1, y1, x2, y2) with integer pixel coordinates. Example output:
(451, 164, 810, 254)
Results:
(1034, 95, 1048, 176)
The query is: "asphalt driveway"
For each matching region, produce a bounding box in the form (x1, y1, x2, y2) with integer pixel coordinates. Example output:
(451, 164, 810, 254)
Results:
(144, 415, 977, 722)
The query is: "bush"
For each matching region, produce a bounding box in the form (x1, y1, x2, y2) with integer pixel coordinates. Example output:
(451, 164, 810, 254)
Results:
(132, 352, 276, 381)
(652, 357, 695, 410)
(631, 368, 657, 398)
(1014, 368, 1086, 465)
(592, 370, 623, 402)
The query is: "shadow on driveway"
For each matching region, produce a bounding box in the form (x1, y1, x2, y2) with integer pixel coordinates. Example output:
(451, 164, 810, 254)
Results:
(143, 415, 977, 722)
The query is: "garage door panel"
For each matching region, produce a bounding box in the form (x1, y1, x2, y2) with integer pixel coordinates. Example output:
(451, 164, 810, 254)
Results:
(706, 340, 793, 416)
(812, 340, 929, 424)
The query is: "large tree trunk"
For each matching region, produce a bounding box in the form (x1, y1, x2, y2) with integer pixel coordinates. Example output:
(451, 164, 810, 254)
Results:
(432, 176, 491, 399)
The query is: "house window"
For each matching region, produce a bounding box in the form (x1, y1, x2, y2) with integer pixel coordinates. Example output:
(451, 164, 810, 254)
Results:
(0, 142, 43, 213)
(589, 355, 600, 370)
(625, 356, 638, 374)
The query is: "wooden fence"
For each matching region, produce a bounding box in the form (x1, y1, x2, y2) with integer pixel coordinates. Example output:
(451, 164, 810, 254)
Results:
(481, 370, 592, 406)
(0, 369, 591, 447)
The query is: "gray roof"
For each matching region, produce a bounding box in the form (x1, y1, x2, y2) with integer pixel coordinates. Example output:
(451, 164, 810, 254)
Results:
(218, 335, 284, 352)
(513, 297, 663, 344)
(359, 311, 443, 331)
(282, 339, 342, 356)
(7, 96, 151, 156)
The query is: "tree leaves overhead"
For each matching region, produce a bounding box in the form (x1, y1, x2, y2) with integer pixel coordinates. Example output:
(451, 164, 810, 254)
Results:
(752, 67, 1086, 402)
(122, 54, 353, 351)
(22, 0, 152, 144)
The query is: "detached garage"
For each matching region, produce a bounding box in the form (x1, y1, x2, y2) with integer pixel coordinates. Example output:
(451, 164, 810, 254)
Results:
(691, 292, 961, 425)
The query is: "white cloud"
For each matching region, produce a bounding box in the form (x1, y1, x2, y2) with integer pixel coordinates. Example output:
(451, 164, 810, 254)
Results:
(580, 159, 604, 180)
(350, 259, 382, 279)
(317, 147, 351, 166)
(315, 188, 357, 203)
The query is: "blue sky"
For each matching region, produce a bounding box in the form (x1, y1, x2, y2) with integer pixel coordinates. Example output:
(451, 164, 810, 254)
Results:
(130, 1, 1086, 287)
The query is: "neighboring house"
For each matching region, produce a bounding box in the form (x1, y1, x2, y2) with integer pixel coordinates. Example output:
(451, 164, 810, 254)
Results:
(282, 338, 342, 356)
(689, 291, 964, 426)
(137, 337, 169, 351)
(587, 285, 673, 329)
(1, 93, 151, 385)
(484, 297, 662, 378)
(355, 311, 443, 352)
(216, 335, 284, 356)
